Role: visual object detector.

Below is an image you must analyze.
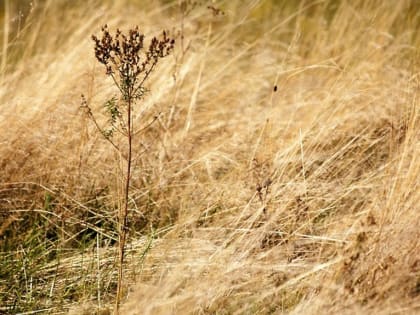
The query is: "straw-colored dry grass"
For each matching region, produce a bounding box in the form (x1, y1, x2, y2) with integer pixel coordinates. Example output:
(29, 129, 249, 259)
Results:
(0, 0, 419, 314)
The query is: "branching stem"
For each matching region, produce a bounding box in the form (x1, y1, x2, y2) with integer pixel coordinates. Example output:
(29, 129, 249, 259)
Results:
(88, 25, 174, 314)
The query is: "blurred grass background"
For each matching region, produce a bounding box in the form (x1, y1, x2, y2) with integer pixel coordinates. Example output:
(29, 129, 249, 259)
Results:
(0, 0, 419, 314)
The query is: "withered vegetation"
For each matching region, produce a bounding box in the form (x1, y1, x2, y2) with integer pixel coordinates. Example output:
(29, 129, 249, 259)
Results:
(0, 0, 418, 314)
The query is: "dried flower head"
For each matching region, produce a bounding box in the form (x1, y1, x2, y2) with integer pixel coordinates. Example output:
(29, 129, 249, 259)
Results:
(91, 25, 174, 99)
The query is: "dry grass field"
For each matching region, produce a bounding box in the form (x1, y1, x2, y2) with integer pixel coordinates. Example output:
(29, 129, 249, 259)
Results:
(0, 0, 419, 314)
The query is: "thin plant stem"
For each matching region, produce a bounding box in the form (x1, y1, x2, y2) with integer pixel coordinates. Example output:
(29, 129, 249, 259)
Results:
(115, 89, 132, 313)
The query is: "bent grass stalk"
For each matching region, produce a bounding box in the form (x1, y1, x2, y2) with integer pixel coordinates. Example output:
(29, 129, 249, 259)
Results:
(82, 25, 174, 313)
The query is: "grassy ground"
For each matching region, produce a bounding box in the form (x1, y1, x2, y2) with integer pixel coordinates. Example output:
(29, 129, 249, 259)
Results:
(0, 0, 419, 314)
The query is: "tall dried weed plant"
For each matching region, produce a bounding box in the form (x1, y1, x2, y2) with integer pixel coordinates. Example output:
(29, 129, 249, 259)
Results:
(82, 25, 174, 312)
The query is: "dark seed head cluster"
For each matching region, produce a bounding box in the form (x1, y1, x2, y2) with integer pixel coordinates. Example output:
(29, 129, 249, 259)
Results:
(92, 25, 174, 97)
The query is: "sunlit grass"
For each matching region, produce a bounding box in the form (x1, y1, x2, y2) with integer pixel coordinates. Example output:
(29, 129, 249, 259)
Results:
(0, 0, 419, 314)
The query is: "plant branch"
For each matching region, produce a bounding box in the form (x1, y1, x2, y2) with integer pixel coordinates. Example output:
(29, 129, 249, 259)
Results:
(81, 99, 121, 152)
